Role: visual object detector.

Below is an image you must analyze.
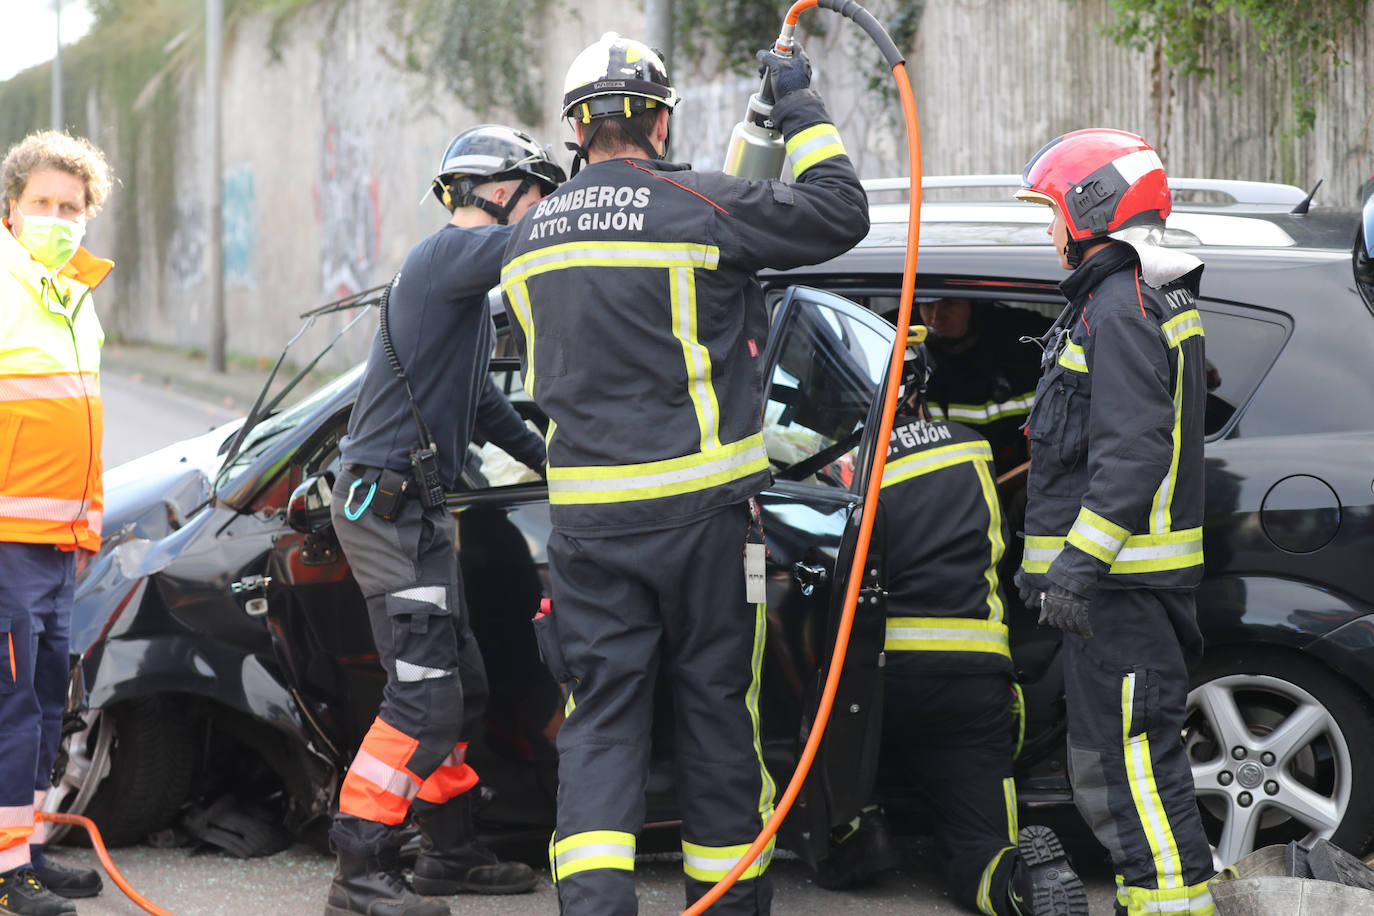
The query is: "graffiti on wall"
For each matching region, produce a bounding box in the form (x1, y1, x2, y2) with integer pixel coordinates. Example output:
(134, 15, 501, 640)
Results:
(167, 202, 206, 289)
(222, 164, 256, 287)
(314, 124, 382, 298)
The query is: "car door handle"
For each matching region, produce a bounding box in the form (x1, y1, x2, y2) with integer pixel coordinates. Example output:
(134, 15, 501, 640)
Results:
(793, 562, 828, 596)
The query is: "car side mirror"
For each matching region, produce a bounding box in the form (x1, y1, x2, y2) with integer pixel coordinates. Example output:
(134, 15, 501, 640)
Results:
(287, 473, 335, 534)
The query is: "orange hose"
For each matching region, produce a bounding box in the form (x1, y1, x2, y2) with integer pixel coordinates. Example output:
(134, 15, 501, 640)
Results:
(679, 21, 922, 916)
(36, 811, 177, 916)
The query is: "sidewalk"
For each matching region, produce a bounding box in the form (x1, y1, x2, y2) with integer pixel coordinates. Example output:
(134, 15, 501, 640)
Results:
(100, 340, 344, 411)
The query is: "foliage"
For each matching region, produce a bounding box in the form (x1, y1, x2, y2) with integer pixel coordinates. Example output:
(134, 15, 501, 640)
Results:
(1100, 0, 1365, 135)
(388, 0, 553, 125)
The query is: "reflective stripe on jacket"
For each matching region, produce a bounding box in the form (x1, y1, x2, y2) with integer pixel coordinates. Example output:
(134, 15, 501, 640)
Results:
(501, 88, 868, 534)
(1020, 243, 1206, 594)
(0, 224, 110, 551)
(880, 417, 1011, 672)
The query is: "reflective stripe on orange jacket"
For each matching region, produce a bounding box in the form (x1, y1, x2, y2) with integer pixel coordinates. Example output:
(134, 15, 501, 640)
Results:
(0, 221, 110, 551)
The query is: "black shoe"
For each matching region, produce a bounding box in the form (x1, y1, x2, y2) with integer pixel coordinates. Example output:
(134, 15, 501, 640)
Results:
(1009, 825, 1089, 916)
(0, 868, 77, 916)
(325, 847, 450, 916)
(814, 805, 899, 890)
(410, 796, 536, 895)
(33, 861, 101, 900)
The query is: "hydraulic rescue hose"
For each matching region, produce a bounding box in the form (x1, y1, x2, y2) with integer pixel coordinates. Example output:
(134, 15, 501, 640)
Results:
(680, 1, 922, 913)
(36, 811, 177, 916)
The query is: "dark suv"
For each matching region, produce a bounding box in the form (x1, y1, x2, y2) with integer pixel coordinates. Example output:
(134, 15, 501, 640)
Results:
(48, 176, 1374, 874)
(762, 175, 1374, 869)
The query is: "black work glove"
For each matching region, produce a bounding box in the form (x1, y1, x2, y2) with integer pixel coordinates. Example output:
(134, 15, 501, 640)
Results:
(1013, 569, 1036, 607)
(1037, 584, 1093, 639)
(755, 43, 813, 103)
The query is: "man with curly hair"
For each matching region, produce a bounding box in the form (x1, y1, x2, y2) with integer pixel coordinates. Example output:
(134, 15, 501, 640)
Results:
(0, 129, 114, 915)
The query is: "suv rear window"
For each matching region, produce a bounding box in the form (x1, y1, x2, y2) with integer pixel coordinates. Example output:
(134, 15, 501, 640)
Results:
(1197, 307, 1288, 439)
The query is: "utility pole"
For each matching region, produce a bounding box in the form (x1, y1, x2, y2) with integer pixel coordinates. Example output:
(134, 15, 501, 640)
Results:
(645, 0, 674, 74)
(52, 0, 63, 130)
(206, 0, 226, 373)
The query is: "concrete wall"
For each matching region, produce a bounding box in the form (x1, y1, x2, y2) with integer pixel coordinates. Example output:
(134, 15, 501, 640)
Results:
(59, 0, 1374, 368)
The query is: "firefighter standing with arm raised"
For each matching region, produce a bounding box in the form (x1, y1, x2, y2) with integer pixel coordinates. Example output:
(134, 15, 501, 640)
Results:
(501, 32, 868, 916)
(1013, 129, 1216, 916)
(0, 130, 113, 916)
(324, 125, 561, 916)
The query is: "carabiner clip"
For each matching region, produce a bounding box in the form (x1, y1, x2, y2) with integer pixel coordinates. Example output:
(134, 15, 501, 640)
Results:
(344, 478, 377, 521)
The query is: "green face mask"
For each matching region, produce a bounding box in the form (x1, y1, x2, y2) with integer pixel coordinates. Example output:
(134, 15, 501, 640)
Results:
(15, 210, 86, 270)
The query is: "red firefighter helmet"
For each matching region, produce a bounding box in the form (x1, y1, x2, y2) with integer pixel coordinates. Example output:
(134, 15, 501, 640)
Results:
(1015, 129, 1172, 242)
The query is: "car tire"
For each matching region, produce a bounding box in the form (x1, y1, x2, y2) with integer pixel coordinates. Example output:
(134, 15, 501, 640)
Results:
(1184, 648, 1374, 869)
(67, 697, 197, 848)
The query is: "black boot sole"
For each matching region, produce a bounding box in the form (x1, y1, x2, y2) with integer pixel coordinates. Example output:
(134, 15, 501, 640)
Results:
(1017, 825, 1090, 916)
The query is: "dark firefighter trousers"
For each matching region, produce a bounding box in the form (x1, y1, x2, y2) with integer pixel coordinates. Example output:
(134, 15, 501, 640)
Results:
(1064, 587, 1215, 915)
(0, 543, 72, 872)
(328, 465, 489, 855)
(544, 503, 775, 916)
(882, 662, 1020, 915)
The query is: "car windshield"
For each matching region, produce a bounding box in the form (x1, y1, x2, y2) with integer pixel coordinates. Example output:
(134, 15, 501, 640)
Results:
(216, 364, 364, 489)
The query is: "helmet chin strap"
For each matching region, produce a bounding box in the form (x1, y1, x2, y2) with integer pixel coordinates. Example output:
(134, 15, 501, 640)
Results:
(566, 114, 666, 177)
(1064, 237, 1086, 269)
(462, 176, 535, 225)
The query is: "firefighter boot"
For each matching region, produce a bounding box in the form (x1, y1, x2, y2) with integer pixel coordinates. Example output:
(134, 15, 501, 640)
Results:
(814, 805, 900, 890)
(32, 857, 101, 899)
(0, 868, 76, 916)
(1008, 825, 1089, 916)
(410, 796, 536, 895)
(324, 844, 450, 916)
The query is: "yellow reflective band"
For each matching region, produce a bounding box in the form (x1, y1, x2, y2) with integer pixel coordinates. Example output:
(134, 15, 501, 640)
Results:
(1118, 881, 1215, 914)
(974, 459, 1006, 623)
(501, 279, 537, 394)
(1057, 341, 1088, 373)
(670, 266, 722, 452)
(547, 434, 768, 505)
(785, 123, 846, 177)
(747, 602, 777, 825)
(1150, 343, 1187, 534)
(1003, 777, 1018, 844)
(681, 837, 775, 882)
(551, 830, 636, 879)
(502, 240, 721, 287)
(1122, 673, 1185, 890)
(884, 617, 1010, 657)
(881, 439, 994, 489)
(976, 845, 1016, 915)
(1161, 309, 1205, 349)
(564, 690, 575, 718)
(624, 96, 632, 118)
(1023, 528, 1202, 575)
(940, 393, 1036, 424)
(1066, 507, 1132, 565)
(0, 372, 98, 402)
(581, 102, 592, 124)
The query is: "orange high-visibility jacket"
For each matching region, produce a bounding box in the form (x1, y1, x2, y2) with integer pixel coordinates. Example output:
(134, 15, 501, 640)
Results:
(0, 220, 112, 552)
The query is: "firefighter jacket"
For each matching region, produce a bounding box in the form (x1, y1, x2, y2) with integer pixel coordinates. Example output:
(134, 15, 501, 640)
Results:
(501, 88, 868, 534)
(1020, 242, 1206, 596)
(880, 415, 1012, 673)
(925, 303, 1051, 475)
(0, 221, 110, 551)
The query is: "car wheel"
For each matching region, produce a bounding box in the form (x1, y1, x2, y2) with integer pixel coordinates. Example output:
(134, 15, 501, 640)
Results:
(1184, 649, 1374, 870)
(49, 697, 197, 848)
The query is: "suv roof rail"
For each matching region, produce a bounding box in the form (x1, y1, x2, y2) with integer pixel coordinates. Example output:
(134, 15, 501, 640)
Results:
(862, 175, 1309, 207)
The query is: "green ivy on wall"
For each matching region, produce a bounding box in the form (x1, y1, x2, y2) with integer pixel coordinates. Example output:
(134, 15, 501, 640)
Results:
(388, 0, 553, 126)
(1098, 0, 1366, 135)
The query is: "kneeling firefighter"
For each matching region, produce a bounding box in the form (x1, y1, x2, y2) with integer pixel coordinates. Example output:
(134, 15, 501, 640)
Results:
(324, 125, 562, 916)
(821, 337, 1089, 916)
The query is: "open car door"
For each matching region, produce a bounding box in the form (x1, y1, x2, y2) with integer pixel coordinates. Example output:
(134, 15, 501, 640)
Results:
(760, 285, 897, 864)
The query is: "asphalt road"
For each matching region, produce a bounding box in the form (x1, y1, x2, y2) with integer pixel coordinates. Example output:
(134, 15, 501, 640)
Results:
(78, 366, 1124, 915)
(51, 831, 1123, 916)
